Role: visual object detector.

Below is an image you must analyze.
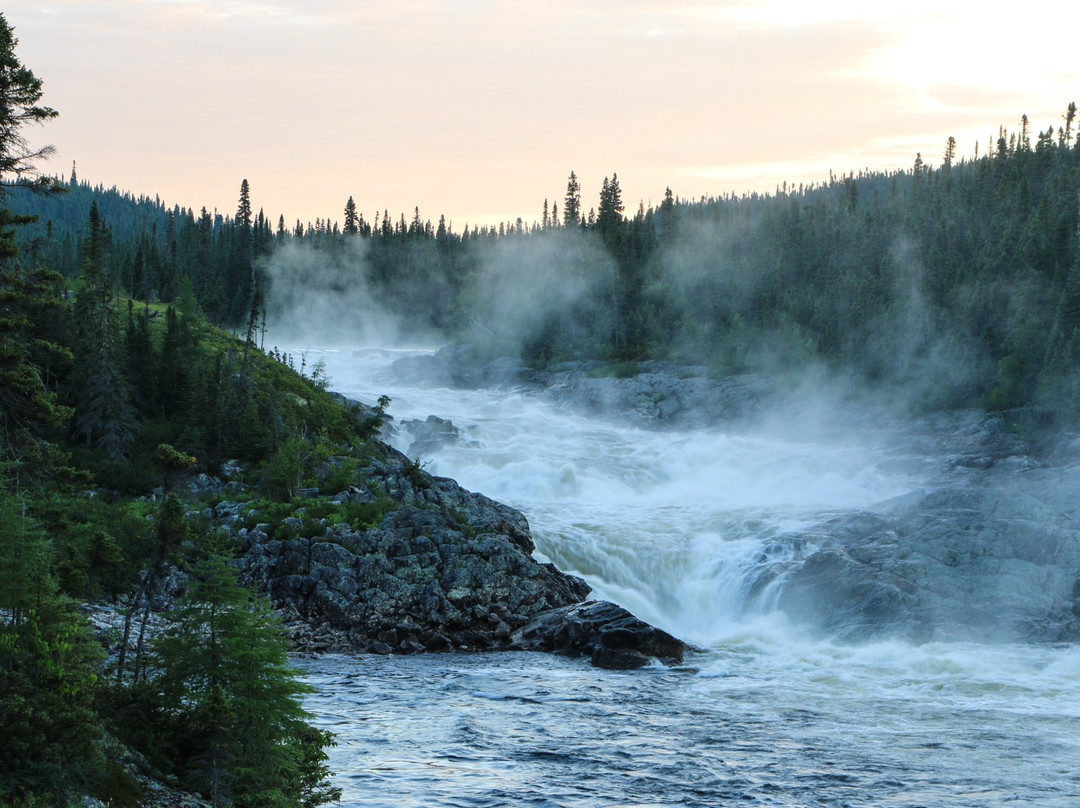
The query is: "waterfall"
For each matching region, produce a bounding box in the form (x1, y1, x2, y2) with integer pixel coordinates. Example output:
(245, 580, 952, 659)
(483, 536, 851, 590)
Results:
(308, 347, 917, 647)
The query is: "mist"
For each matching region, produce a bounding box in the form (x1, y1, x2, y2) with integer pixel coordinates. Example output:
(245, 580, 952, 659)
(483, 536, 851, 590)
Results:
(459, 228, 616, 359)
(259, 238, 444, 351)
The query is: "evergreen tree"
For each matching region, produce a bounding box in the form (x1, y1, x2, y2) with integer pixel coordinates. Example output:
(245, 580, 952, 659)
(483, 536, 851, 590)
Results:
(563, 171, 581, 227)
(0, 13, 59, 194)
(343, 196, 359, 236)
(0, 485, 106, 805)
(0, 12, 71, 483)
(0, 259, 72, 481)
(228, 178, 255, 323)
(596, 173, 624, 241)
(149, 535, 339, 807)
(71, 201, 137, 459)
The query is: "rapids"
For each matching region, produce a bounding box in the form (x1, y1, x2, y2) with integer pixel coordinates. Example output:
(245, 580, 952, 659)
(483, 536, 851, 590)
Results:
(293, 347, 1080, 807)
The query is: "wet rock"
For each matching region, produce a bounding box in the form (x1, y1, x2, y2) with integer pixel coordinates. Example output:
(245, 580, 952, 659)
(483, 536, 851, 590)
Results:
(509, 600, 687, 668)
(538, 367, 774, 429)
(389, 346, 775, 429)
(400, 415, 475, 457)
(776, 461, 1080, 643)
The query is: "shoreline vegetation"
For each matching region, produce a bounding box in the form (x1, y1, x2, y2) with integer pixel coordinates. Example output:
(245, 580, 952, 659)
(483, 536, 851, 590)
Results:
(4, 8, 1080, 806)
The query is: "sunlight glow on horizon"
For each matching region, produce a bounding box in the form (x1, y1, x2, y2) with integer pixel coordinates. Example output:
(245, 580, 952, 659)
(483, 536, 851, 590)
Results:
(5, 1, 1077, 228)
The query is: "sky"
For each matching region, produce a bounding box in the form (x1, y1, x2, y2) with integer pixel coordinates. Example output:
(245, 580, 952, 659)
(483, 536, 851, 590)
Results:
(5, 1, 1078, 229)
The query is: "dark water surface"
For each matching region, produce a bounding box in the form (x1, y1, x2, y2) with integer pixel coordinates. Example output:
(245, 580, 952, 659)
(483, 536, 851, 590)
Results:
(300, 644, 1080, 808)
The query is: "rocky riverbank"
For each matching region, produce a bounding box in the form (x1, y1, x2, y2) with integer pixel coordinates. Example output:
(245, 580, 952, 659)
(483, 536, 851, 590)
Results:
(89, 439, 689, 671)
(210, 442, 686, 669)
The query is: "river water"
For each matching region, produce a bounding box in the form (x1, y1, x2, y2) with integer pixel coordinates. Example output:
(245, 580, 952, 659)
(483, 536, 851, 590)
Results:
(294, 347, 1080, 807)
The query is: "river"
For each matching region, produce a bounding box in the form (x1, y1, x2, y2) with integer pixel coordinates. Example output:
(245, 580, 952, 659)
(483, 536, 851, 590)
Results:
(293, 347, 1080, 807)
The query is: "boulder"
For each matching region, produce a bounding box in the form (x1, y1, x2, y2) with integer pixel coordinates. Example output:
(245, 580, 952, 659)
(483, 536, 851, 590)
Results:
(774, 465, 1080, 643)
(509, 600, 687, 669)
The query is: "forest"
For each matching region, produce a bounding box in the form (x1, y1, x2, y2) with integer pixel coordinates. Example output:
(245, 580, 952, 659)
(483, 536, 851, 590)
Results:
(0, 14, 356, 807)
(4, 3, 1080, 803)
(12, 105, 1080, 424)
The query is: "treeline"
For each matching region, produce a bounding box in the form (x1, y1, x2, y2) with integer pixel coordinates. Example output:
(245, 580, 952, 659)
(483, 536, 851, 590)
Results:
(13, 106, 1080, 421)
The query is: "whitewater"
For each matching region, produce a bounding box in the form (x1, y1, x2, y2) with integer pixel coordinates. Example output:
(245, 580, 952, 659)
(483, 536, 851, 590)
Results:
(294, 347, 1080, 807)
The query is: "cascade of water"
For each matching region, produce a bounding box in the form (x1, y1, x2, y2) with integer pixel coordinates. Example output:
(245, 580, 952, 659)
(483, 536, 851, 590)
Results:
(305, 347, 920, 647)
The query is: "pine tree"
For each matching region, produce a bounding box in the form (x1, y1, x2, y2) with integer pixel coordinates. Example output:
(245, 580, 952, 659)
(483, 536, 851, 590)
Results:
(0, 485, 106, 805)
(228, 179, 255, 324)
(157, 305, 191, 417)
(0, 12, 71, 483)
(596, 173, 624, 240)
(0, 260, 73, 481)
(0, 13, 59, 194)
(71, 201, 137, 459)
(563, 171, 581, 227)
(343, 196, 359, 236)
(149, 535, 339, 807)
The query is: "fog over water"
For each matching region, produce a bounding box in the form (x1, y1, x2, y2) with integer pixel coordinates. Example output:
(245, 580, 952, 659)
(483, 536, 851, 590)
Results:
(283, 345, 1080, 807)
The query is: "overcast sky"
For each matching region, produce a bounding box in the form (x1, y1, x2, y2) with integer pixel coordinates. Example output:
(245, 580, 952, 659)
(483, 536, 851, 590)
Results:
(6, 1, 1078, 228)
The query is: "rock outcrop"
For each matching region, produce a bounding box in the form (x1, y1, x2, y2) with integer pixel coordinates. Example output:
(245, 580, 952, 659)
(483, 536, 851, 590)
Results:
(216, 445, 686, 666)
(398, 414, 476, 456)
(761, 414, 1080, 643)
(509, 600, 688, 669)
(229, 446, 594, 654)
(775, 481, 1080, 643)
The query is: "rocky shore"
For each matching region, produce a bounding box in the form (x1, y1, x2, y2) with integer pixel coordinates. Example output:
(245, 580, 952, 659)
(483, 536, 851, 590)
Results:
(210, 442, 687, 669)
(90, 440, 688, 673)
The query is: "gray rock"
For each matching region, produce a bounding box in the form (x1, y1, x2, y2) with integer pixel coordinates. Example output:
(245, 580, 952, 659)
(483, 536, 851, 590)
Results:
(400, 415, 467, 457)
(774, 455, 1080, 643)
(389, 346, 774, 429)
(233, 447, 595, 655)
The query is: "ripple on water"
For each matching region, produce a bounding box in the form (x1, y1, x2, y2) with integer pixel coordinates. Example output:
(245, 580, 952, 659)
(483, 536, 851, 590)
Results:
(298, 649, 1080, 808)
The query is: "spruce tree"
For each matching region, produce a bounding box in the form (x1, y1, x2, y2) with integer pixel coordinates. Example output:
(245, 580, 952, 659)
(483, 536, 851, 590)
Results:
(0, 484, 106, 805)
(563, 170, 581, 227)
(0, 12, 59, 194)
(149, 534, 339, 807)
(70, 201, 137, 459)
(343, 196, 359, 235)
(0, 11, 71, 483)
(0, 260, 73, 481)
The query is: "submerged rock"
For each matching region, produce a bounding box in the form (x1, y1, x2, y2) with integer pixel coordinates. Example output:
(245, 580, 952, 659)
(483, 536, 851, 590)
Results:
(389, 346, 775, 429)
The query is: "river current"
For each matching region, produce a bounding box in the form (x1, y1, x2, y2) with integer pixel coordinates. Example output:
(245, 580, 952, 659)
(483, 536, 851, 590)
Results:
(294, 347, 1080, 807)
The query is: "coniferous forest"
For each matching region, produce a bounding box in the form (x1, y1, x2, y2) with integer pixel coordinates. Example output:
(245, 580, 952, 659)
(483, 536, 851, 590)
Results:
(4, 6, 1080, 806)
(12, 107, 1080, 422)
